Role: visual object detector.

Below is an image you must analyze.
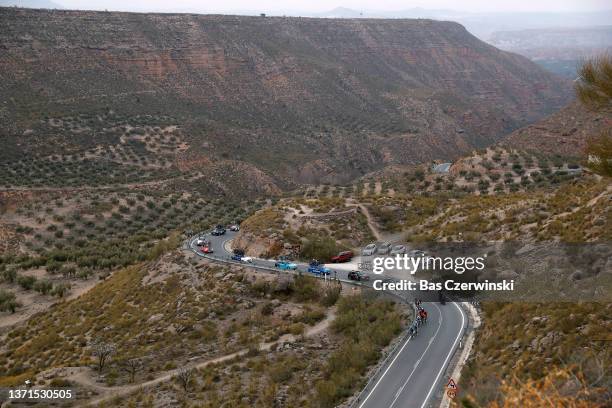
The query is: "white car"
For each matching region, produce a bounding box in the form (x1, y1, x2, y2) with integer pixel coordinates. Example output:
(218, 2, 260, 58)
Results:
(196, 238, 208, 246)
(377, 242, 392, 255)
(390, 245, 407, 255)
(362, 243, 377, 256)
(240, 256, 253, 263)
(229, 225, 240, 232)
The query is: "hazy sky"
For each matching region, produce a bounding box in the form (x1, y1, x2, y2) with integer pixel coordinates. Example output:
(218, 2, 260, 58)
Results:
(57, 0, 612, 13)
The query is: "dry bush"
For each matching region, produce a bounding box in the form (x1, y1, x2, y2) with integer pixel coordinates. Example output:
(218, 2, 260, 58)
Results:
(488, 368, 608, 408)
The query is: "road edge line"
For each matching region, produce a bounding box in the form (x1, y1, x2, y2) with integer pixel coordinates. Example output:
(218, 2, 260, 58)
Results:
(419, 301, 466, 408)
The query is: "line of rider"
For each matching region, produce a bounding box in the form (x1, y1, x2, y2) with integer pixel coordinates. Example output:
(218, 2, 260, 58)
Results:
(409, 301, 428, 337)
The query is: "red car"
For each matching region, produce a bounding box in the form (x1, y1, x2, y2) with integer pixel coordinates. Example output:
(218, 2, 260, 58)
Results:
(331, 251, 353, 263)
(201, 245, 214, 254)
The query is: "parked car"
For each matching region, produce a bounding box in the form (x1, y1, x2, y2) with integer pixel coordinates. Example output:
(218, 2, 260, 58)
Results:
(229, 224, 240, 232)
(211, 225, 226, 236)
(309, 265, 331, 276)
(331, 250, 354, 263)
(390, 245, 407, 255)
(381, 276, 396, 284)
(308, 261, 331, 276)
(196, 238, 210, 246)
(377, 242, 392, 255)
(362, 243, 377, 256)
(409, 249, 426, 257)
(275, 260, 297, 270)
(231, 254, 253, 263)
(348, 271, 369, 281)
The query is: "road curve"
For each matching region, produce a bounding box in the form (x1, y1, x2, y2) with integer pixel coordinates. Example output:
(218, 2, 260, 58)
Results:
(188, 230, 467, 408)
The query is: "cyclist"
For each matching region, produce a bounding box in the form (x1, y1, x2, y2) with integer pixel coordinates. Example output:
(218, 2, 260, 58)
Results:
(419, 309, 428, 323)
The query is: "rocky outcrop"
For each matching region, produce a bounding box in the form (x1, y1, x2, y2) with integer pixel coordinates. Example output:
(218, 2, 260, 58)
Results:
(231, 230, 282, 258)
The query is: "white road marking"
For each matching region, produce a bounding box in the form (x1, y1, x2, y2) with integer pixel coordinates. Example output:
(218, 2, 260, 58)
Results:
(358, 332, 414, 408)
(193, 232, 465, 408)
(387, 303, 443, 408)
(418, 302, 466, 408)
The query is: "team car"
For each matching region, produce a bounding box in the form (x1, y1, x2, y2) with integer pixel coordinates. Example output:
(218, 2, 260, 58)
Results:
(362, 243, 377, 256)
(377, 242, 392, 255)
(347, 270, 370, 281)
(211, 225, 226, 236)
(308, 260, 331, 276)
(390, 245, 407, 255)
(330, 250, 354, 263)
(197, 239, 213, 253)
(230, 254, 253, 263)
(408, 249, 426, 257)
(275, 260, 298, 270)
(200, 245, 214, 254)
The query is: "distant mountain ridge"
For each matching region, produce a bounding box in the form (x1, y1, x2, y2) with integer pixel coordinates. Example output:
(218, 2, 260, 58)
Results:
(488, 26, 612, 78)
(0, 7, 571, 188)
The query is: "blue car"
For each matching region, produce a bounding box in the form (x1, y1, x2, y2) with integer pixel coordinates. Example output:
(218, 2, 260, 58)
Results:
(231, 254, 243, 261)
(307, 261, 331, 276)
(275, 260, 297, 270)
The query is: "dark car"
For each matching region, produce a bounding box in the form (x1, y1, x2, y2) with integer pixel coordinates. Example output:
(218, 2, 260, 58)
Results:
(211, 225, 226, 236)
(331, 251, 354, 263)
(230, 254, 243, 261)
(348, 271, 369, 281)
(233, 248, 245, 257)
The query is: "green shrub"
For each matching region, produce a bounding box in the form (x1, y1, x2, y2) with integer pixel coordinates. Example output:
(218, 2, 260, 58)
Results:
(300, 235, 340, 262)
(316, 295, 402, 406)
(290, 275, 320, 302)
(0, 290, 21, 313)
(33, 280, 53, 295)
(17, 275, 37, 290)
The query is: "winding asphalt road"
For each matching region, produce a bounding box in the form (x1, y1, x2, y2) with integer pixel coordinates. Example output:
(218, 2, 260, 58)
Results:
(188, 230, 467, 408)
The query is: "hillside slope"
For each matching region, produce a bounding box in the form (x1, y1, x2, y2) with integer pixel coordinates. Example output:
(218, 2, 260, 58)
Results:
(0, 8, 571, 187)
(501, 101, 612, 157)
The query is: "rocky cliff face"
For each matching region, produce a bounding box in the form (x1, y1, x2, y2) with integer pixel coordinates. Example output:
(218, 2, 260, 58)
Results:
(1, 8, 572, 187)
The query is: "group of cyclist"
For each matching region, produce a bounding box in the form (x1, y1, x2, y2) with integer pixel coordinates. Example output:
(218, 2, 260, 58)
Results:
(409, 298, 428, 337)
